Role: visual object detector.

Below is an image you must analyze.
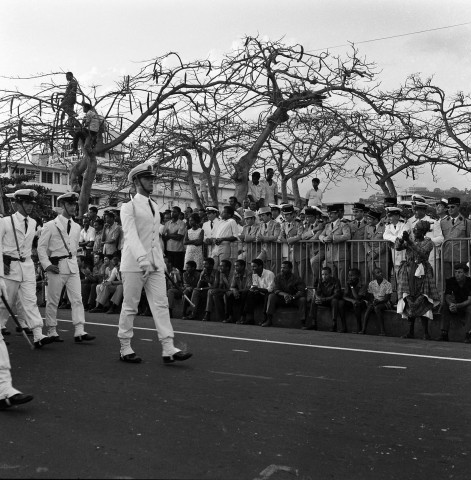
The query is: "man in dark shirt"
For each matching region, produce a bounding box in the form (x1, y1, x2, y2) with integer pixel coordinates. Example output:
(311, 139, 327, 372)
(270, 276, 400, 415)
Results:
(203, 260, 232, 322)
(437, 262, 471, 342)
(225, 259, 250, 323)
(305, 266, 344, 331)
(181, 261, 199, 318)
(265, 261, 307, 328)
(342, 267, 368, 333)
(184, 258, 216, 320)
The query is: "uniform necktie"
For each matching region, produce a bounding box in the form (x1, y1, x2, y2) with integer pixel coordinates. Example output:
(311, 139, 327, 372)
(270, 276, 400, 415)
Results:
(452, 218, 455, 225)
(24, 218, 28, 233)
(148, 199, 155, 217)
(357, 221, 361, 227)
(210, 221, 213, 229)
(67, 220, 71, 234)
(288, 223, 291, 229)
(331, 222, 334, 229)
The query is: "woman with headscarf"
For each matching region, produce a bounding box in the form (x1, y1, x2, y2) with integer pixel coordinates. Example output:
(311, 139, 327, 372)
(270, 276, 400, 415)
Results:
(395, 220, 440, 339)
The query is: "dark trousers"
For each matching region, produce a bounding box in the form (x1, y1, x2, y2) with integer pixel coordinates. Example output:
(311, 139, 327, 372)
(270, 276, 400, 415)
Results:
(266, 294, 306, 322)
(166, 251, 185, 273)
(225, 290, 248, 319)
(440, 304, 471, 332)
(307, 298, 343, 327)
(243, 291, 268, 321)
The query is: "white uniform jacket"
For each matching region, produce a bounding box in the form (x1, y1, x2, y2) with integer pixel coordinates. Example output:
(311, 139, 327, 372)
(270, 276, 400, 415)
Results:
(120, 194, 165, 273)
(383, 221, 410, 266)
(0, 213, 37, 282)
(37, 215, 81, 274)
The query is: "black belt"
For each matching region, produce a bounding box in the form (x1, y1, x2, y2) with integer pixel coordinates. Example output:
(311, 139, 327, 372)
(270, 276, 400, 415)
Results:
(48, 254, 72, 265)
(3, 254, 25, 263)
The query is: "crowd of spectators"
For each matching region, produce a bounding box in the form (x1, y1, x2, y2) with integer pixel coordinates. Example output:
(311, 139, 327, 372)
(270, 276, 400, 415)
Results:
(19, 171, 471, 344)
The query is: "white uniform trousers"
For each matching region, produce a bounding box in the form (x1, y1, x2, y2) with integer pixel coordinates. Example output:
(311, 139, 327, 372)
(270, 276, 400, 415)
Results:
(118, 270, 179, 357)
(0, 277, 45, 342)
(45, 272, 85, 336)
(0, 337, 21, 400)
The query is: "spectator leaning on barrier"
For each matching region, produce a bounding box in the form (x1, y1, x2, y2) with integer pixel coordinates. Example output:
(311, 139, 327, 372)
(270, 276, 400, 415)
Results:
(278, 205, 303, 276)
(256, 206, 281, 273)
(265, 260, 307, 328)
(437, 262, 471, 343)
(440, 197, 471, 282)
(364, 209, 388, 283)
(238, 210, 259, 265)
(350, 203, 369, 281)
(319, 203, 351, 288)
(162, 206, 187, 273)
(435, 198, 449, 221)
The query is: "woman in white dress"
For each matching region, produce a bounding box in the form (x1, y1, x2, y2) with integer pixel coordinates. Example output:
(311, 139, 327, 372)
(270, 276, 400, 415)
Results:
(184, 213, 204, 270)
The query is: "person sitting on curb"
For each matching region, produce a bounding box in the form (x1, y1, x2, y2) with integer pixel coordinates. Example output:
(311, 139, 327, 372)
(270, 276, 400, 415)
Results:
(361, 267, 392, 336)
(239, 259, 275, 325)
(437, 262, 471, 343)
(342, 268, 368, 334)
(265, 261, 307, 328)
(225, 259, 251, 323)
(202, 260, 232, 322)
(305, 266, 344, 331)
(183, 257, 216, 320)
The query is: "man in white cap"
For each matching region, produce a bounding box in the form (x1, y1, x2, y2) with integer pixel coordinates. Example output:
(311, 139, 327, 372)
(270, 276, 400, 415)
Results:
(0, 268, 34, 411)
(202, 206, 220, 260)
(38, 192, 96, 343)
(0, 189, 55, 348)
(117, 163, 192, 364)
(238, 209, 259, 265)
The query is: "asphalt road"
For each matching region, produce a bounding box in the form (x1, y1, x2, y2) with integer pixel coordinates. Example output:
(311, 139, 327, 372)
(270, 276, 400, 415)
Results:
(2, 310, 471, 480)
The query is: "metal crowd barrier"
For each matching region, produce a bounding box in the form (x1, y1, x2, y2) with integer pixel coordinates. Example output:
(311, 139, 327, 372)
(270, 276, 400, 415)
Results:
(240, 238, 471, 293)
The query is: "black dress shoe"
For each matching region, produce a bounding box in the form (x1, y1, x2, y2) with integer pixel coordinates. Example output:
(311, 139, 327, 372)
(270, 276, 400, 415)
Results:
(34, 336, 55, 349)
(302, 325, 316, 330)
(120, 353, 142, 363)
(1, 328, 11, 336)
(0, 393, 34, 410)
(49, 335, 64, 343)
(163, 351, 193, 364)
(89, 307, 104, 313)
(74, 334, 96, 343)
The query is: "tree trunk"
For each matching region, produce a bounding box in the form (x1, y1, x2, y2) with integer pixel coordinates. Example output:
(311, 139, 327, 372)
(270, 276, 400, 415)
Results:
(182, 150, 203, 209)
(0, 180, 4, 216)
(280, 177, 288, 203)
(291, 178, 302, 208)
(79, 153, 97, 218)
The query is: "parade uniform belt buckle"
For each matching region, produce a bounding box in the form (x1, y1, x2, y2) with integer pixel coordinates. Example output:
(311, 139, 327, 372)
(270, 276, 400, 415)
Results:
(19, 256, 25, 262)
(68, 253, 72, 259)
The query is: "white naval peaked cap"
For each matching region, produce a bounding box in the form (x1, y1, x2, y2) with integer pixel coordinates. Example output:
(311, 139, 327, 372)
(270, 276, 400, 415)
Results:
(127, 162, 157, 182)
(14, 189, 38, 203)
(57, 192, 79, 203)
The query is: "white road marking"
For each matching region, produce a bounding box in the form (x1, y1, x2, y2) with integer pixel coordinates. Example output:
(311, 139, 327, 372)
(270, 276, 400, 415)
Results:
(254, 464, 298, 480)
(209, 370, 273, 380)
(232, 349, 249, 352)
(57, 319, 471, 363)
(380, 366, 407, 369)
(140, 339, 153, 342)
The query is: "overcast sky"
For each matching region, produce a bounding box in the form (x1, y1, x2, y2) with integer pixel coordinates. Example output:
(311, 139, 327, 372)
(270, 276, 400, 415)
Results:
(2, 0, 471, 202)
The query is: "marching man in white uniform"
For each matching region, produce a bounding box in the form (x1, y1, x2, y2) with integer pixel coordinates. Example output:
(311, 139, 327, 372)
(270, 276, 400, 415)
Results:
(0, 189, 54, 348)
(37, 192, 95, 343)
(118, 163, 192, 364)
(0, 243, 34, 410)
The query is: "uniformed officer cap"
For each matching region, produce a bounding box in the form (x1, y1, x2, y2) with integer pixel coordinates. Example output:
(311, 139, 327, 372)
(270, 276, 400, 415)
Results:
(327, 204, 341, 213)
(258, 206, 272, 215)
(57, 192, 79, 203)
(243, 209, 256, 219)
(352, 202, 367, 211)
(436, 198, 448, 207)
(233, 211, 242, 222)
(281, 205, 295, 214)
(206, 206, 219, 213)
(103, 209, 115, 217)
(448, 197, 461, 206)
(386, 206, 402, 215)
(269, 203, 280, 211)
(365, 209, 382, 220)
(383, 197, 397, 206)
(14, 189, 38, 203)
(412, 194, 426, 203)
(413, 201, 428, 210)
(5, 193, 16, 200)
(305, 206, 322, 216)
(127, 162, 157, 183)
